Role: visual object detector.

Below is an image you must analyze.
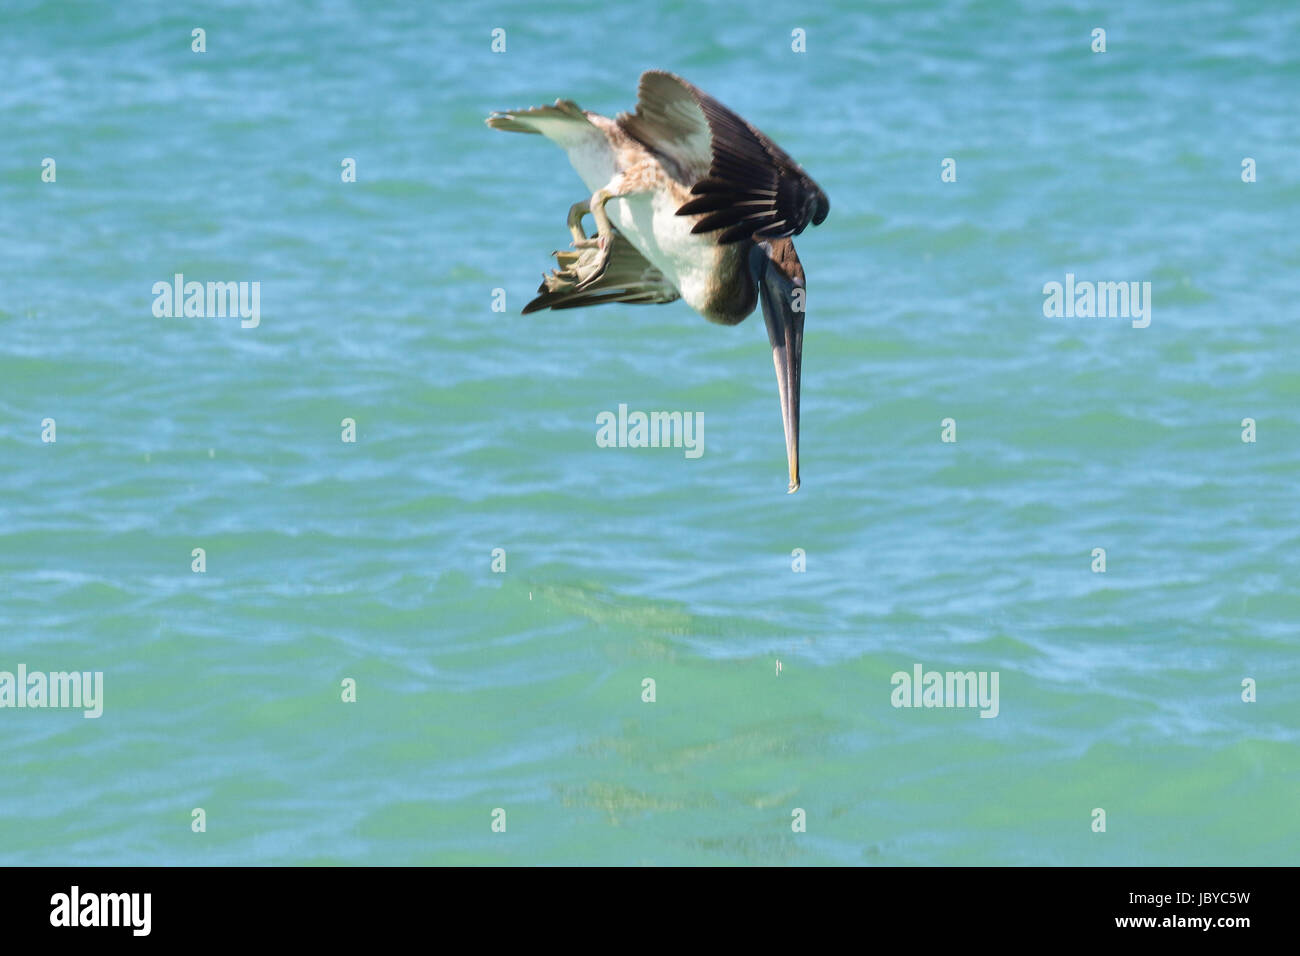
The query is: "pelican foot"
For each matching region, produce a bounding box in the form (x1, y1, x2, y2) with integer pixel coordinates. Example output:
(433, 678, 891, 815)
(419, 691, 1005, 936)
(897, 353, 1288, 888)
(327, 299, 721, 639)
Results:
(571, 189, 615, 249)
(566, 200, 591, 245)
(540, 240, 611, 294)
(572, 234, 610, 253)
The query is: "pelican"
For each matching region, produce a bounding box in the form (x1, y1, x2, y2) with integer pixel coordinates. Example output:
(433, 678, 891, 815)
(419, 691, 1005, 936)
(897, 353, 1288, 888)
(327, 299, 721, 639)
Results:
(487, 70, 829, 492)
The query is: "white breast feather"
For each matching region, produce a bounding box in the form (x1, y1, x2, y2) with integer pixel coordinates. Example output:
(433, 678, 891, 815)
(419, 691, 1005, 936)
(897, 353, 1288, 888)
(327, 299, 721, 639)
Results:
(534, 116, 720, 315)
(606, 192, 715, 313)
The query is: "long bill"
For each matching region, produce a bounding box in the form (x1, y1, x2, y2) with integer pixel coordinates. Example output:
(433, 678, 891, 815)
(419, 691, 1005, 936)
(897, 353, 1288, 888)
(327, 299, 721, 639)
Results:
(751, 239, 805, 493)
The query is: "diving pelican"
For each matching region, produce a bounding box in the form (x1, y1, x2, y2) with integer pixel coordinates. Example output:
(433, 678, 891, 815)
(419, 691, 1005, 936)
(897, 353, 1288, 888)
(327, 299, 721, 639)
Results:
(487, 70, 829, 492)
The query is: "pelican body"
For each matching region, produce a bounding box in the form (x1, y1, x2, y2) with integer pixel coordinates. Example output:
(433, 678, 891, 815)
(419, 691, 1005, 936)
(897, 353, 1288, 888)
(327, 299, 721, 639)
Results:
(487, 71, 829, 492)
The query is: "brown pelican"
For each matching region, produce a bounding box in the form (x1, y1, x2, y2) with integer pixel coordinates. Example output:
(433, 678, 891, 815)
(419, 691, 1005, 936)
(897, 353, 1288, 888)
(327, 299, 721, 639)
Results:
(487, 70, 829, 492)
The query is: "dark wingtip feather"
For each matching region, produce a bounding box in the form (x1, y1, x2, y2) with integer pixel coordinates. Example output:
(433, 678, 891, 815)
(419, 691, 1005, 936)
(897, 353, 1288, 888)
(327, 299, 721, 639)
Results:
(812, 194, 830, 226)
(753, 220, 793, 240)
(676, 195, 731, 216)
(717, 223, 755, 244)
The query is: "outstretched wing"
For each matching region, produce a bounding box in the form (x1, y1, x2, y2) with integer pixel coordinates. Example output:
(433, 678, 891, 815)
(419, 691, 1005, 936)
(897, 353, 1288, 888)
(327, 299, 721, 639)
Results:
(522, 226, 680, 313)
(617, 70, 830, 245)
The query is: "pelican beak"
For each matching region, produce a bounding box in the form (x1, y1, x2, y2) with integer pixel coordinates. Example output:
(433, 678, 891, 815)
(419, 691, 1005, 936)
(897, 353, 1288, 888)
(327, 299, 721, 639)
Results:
(751, 240, 804, 493)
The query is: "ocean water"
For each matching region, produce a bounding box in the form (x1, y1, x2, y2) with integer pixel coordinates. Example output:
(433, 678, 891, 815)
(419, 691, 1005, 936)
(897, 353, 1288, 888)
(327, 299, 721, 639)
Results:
(1, 0, 1297, 865)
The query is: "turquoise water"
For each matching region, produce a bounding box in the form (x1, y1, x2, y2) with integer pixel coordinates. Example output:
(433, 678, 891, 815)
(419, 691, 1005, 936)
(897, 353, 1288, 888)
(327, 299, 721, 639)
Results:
(2, 0, 1297, 865)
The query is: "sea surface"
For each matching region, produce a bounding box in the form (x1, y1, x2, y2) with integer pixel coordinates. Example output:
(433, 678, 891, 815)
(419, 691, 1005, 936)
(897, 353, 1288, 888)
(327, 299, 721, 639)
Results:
(1, 0, 1297, 865)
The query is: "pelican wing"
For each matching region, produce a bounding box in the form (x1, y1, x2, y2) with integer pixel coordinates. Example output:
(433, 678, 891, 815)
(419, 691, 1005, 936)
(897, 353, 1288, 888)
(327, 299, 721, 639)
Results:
(617, 70, 829, 245)
(522, 227, 680, 313)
